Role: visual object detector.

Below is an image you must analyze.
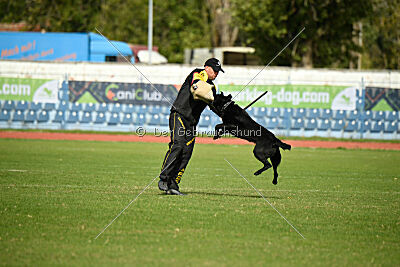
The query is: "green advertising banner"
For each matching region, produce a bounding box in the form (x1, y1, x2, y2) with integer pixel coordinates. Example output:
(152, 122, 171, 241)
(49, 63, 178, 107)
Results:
(219, 84, 358, 110)
(0, 77, 59, 103)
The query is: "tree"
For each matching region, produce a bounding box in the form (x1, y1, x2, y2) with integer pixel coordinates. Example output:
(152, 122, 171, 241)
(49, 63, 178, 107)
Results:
(362, 0, 400, 69)
(231, 0, 373, 68)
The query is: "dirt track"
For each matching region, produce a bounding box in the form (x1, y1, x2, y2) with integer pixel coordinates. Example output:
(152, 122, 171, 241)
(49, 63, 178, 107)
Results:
(1, 131, 399, 150)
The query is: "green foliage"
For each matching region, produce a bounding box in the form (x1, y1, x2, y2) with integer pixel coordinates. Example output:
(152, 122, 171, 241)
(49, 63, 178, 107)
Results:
(362, 0, 400, 69)
(231, 0, 373, 68)
(0, 0, 398, 68)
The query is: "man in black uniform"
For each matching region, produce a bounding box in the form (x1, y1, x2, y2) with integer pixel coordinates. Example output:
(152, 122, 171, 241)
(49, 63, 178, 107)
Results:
(158, 58, 224, 195)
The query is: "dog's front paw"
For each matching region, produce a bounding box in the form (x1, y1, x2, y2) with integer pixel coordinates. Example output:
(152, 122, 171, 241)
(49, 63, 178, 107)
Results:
(213, 135, 221, 140)
(254, 170, 262, 176)
(272, 178, 278, 185)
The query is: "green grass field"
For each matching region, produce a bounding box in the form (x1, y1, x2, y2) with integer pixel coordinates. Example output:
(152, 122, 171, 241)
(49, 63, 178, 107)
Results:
(1, 139, 399, 266)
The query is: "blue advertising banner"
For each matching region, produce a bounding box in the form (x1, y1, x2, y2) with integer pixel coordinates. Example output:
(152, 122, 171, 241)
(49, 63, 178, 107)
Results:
(0, 32, 89, 61)
(68, 81, 178, 106)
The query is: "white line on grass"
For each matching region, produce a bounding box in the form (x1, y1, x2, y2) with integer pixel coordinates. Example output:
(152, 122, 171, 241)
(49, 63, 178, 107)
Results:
(94, 157, 176, 240)
(224, 158, 306, 239)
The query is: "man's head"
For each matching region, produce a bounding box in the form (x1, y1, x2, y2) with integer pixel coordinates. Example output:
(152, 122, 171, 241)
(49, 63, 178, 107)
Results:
(204, 58, 224, 80)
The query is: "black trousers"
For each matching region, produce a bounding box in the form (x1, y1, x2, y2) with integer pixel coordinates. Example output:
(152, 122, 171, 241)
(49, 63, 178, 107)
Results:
(159, 112, 196, 190)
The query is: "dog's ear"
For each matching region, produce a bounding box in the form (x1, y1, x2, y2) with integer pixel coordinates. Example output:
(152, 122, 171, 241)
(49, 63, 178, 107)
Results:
(227, 94, 232, 100)
(220, 91, 225, 96)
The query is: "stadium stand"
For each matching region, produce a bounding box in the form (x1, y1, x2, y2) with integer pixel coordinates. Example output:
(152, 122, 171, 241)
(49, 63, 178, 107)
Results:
(0, 110, 11, 122)
(108, 113, 120, 125)
(30, 102, 42, 111)
(121, 113, 133, 125)
(3, 100, 15, 111)
(37, 110, 50, 123)
(67, 111, 79, 123)
(70, 103, 82, 112)
(306, 108, 320, 119)
(80, 112, 92, 124)
(15, 100, 29, 111)
(25, 110, 37, 123)
(12, 110, 24, 122)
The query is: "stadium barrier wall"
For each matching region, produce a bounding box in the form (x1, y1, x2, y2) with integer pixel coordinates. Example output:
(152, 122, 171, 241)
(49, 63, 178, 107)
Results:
(0, 60, 399, 140)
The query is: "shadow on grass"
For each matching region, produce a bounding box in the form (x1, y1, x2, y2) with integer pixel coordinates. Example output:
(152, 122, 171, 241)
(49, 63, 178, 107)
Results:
(159, 191, 283, 199)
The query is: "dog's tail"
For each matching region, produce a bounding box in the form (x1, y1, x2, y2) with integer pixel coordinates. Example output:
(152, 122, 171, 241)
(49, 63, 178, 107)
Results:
(276, 140, 291, 150)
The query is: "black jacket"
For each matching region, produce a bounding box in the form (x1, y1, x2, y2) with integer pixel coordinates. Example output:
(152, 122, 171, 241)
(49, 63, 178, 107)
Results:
(171, 68, 216, 126)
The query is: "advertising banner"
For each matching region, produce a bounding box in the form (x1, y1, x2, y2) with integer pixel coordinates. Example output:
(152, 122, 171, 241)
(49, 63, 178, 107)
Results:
(68, 81, 178, 106)
(0, 32, 89, 61)
(219, 84, 358, 110)
(0, 77, 59, 103)
(365, 87, 400, 111)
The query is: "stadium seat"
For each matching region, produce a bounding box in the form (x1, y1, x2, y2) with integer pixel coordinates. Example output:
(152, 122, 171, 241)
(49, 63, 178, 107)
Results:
(293, 108, 306, 119)
(43, 103, 56, 111)
(371, 121, 384, 133)
(15, 100, 29, 111)
(70, 102, 82, 112)
(332, 120, 345, 131)
(372, 111, 385, 121)
(305, 118, 318, 130)
(291, 118, 304, 130)
(253, 107, 267, 118)
(282, 108, 293, 119)
(199, 115, 211, 128)
(384, 121, 397, 133)
(53, 110, 65, 123)
(57, 101, 68, 111)
(3, 100, 15, 110)
(360, 120, 371, 133)
(83, 103, 96, 112)
(320, 109, 332, 119)
(124, 104, 136, 113)
(96, 103, 109, 112)
(161, 106, 170, 115)
(202, 107, 214, 117)
(278, 118, 291, 129)
(94, 112, 106, 124)
(148, 114, 161, 126)
(60, 91, 69, 101)
(135, 114, 146, 125)
(24, 110, 37, 123)
(12, 110, 24, 122)
(121, 113, 133, 125)
(363, 110, 373, 120)
(346, 110, 360, 120)
(67, 111, 79, 123)
(333, 110, 346, 120)
(385, 111, 398, 122)
(137, 104, 149, 114)
(318, 119, 331, 131)
(344, 120, 358, 132)
(266, 118, 279, 129)
(306, 108, 320, 119)
(160, 114, 169, 126)
(111, 103, 123, 113)
(108, 113, 120, 125)
(80, 112, 92, 124)
(149, 105, 162, 114)
(37, 111, 49, 123)
(268, 107, 281, 117)
(0, 110, 10, 121)
(30, 102, 42, 111)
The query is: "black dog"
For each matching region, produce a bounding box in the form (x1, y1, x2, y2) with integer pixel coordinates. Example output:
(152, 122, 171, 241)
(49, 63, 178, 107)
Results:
(210, 92, 291, 185)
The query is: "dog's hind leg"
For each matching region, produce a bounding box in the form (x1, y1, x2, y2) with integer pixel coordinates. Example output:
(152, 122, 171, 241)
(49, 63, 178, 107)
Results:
(270, 149, 282, 185)
(253, 144, 273, 176)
